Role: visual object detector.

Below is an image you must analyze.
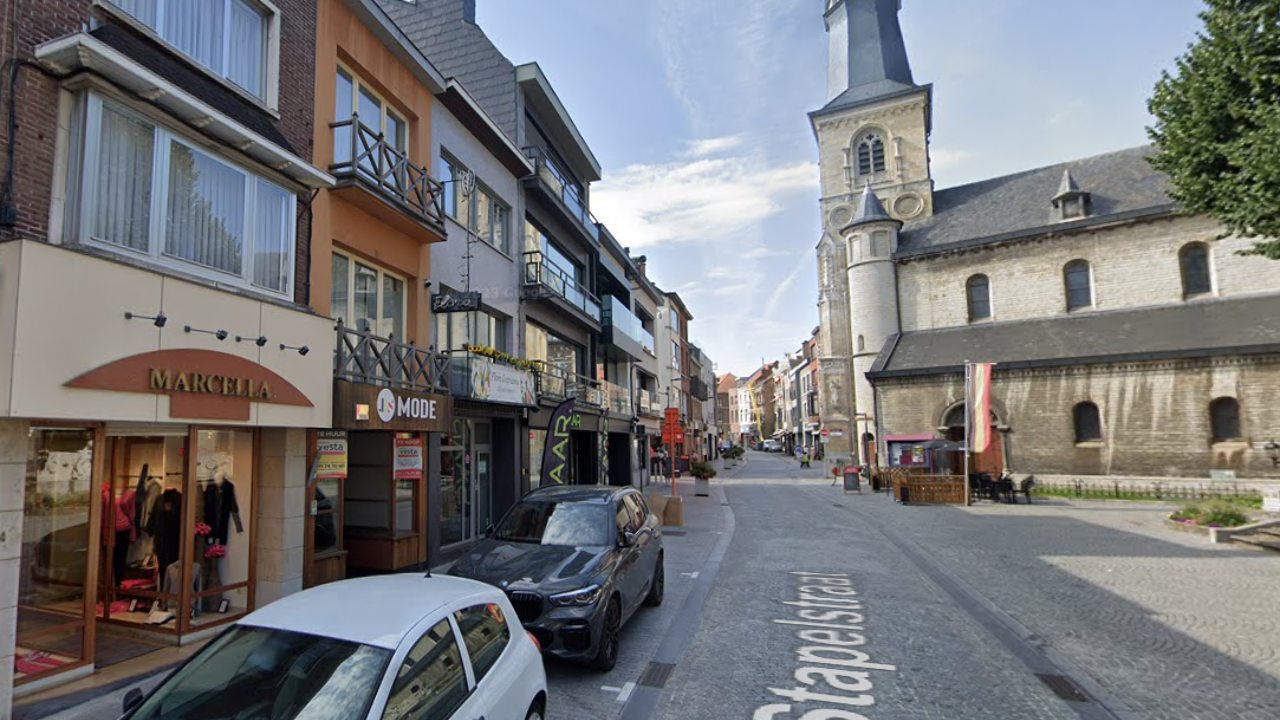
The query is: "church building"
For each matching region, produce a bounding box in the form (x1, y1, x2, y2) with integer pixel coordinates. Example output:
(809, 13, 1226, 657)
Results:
(813, 0, 1280, 481)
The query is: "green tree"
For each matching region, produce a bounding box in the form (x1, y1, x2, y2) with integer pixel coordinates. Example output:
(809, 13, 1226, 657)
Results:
(1147, 0, 1280, 259)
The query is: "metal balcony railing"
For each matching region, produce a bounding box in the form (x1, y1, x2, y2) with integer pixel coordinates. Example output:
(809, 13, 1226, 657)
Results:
(334, 322, 450, 393)
(331, 116, 445, 228)
(523, 251, 602, 322)
(523, 146, 601, 243)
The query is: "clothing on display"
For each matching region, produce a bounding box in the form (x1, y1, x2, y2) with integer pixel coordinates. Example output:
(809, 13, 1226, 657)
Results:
(202, 477, 243, 545)
(156, 488, 183, 573)
(161, 561, 203, 619)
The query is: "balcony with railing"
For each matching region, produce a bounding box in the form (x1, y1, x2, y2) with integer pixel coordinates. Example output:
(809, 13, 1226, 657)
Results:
(637, 390, 664, 418)
(601, 295, 654, 361)
(447, 352, 539, 407)
(535, 365, 632, 416)
(334, 322, 450, 393)
(523, 251, 602, 326)
(523, 146, 601, 244)
(689, 375, 713, 402)
(331, 116, 446, 237)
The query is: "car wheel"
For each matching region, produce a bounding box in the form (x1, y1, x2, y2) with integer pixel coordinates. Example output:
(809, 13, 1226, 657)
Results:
(525, 700, 544, 720)
(644, 555, 664, 607)
(591, 596, 621, 671)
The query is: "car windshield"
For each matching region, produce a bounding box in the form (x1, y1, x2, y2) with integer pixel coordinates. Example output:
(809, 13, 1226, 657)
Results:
(128, 625, 391, 720)
(494, 500, 612, 546)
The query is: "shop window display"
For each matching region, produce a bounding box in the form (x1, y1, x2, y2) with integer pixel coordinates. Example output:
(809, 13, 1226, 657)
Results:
(100, 435, 187, 629)
(17, 428, 94, 683)
(439, 419, 469, 547)
(192, 429, 253, 625)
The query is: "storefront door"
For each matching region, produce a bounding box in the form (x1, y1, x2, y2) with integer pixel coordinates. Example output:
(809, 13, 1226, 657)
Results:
(472, 422, 493, 535)
(440, 419, 493, 548)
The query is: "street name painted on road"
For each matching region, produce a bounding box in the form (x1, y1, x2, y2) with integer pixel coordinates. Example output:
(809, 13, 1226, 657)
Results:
(753, 572, 897, 720)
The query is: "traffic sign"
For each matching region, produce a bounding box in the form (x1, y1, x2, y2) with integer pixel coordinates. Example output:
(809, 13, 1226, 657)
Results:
(821, 429, 830, 438)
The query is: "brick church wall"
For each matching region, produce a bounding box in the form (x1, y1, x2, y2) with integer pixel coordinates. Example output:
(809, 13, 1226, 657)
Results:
(876, 357, 1280, 479)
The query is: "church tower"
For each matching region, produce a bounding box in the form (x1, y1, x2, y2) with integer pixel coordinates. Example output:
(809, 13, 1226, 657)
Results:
(812, 0, 930, 468)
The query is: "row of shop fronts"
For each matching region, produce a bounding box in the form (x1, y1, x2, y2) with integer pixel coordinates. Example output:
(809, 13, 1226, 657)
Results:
(4, 240, 665, 698)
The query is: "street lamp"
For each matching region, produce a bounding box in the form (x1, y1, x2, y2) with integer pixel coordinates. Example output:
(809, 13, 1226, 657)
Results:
(1265, 439, 1280, 467)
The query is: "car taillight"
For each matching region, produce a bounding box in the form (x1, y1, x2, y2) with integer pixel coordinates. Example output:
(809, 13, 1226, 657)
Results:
(526, 630, 542, 652)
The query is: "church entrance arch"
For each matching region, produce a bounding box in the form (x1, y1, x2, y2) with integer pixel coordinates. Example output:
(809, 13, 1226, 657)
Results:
(939, 403, 1005, 476)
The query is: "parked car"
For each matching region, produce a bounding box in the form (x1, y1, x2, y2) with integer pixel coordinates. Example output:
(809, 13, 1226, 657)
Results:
(449, 485, 664, 671)
(763, 439, 782, 452)
(118, 575, 548, 720)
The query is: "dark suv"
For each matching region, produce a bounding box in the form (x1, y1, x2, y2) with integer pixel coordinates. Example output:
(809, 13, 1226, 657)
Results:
(449, 485, 664, 671)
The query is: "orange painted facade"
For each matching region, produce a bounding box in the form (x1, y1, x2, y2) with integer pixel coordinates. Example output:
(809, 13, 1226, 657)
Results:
(311, 0, 445, 347)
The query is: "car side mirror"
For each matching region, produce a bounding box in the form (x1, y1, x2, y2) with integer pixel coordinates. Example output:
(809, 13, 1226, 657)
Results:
(484, 524, 494, 538)
(623, 530, 637, 547)
(122, 688, 145, 716)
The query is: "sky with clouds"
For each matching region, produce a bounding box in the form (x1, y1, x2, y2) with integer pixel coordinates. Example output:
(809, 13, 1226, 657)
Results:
(476, 0, 1207, 377)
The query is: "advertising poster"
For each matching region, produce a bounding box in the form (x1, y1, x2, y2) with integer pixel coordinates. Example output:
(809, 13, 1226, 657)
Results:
(316, 430, 348, 480)
(394, 436, 424, 480)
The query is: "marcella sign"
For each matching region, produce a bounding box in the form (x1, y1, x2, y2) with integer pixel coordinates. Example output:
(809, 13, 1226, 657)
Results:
(334, 380, 453, 432)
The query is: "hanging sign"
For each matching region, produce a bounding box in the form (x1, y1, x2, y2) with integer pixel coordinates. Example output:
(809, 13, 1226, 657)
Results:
(394, 436, 424, 480)
(315, 430, 348, 480)
(467, 357, 537, 406)
(431, 292, 483, 313)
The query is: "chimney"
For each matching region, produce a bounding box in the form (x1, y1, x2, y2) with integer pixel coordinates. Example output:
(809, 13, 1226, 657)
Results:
(463, 0, 476, 24)
(637, 255, 648, 277)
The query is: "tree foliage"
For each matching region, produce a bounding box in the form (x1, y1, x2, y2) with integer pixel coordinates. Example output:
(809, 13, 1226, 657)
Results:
(1147, 0, 1280, 259)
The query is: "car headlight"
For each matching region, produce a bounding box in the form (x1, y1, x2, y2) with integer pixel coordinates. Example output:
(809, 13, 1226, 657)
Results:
(548, 584, 602, 607)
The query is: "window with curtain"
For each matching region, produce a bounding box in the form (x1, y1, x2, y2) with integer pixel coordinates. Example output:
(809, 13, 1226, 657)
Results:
(82, 96, 294, 295)
(1064, 260, 1092, 311)
(1073, 402, 1102, 442)
(967, 274, 992, 322)
(335, 67, 407, 181)
(857, 132, 887, 175)
(1180, 242, 1212, 297)
(111, 0, 269, 99)
(1210, 398, 1242, 442)
(331, 252, 405, 339)
(440, 152, 509, 253)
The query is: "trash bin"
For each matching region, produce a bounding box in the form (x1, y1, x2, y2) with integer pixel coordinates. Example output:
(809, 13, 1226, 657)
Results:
(899, 485, 910, 504)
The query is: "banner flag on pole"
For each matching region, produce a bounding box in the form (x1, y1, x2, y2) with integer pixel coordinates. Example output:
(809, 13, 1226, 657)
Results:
(967, 363, 994, 453)
(541, 397, 576, 486)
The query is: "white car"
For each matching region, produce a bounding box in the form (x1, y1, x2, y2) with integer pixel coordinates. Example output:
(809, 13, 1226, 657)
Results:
(118, 575, 548, 720)
(763, 439, 782, 452)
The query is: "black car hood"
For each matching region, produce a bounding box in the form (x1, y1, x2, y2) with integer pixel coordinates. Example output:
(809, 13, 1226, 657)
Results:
(451, 540, 612, 589)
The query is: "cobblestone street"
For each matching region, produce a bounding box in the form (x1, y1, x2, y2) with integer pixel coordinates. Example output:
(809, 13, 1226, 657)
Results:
(656, 451, 1280, 720)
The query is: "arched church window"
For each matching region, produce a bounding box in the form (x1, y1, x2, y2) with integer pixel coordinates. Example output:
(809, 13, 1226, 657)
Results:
(967, 274, 992, 322)
(1210, 397, 1242, 442)
(857, 133, 886, 176)
(1073, 402, 1102, 442)
(1064, 260, 1092, 311)
(1180, 242, 1212, 297)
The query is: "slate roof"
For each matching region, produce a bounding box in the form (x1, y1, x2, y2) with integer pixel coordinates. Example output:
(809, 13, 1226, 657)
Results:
(869, 295, 1280, 378)
(846, 184, 898, 230)
(91, 23, 295, 154)
(374, 0, 518, 143)
(898, 146, 1174, 258)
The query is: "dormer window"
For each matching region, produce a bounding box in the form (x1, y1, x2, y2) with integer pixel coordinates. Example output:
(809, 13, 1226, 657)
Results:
(1051, 169, 1091, 223)
(857, 133, 886, 176)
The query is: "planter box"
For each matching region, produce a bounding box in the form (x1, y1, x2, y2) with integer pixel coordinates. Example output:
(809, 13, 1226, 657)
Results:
(695, 477, 710, 497)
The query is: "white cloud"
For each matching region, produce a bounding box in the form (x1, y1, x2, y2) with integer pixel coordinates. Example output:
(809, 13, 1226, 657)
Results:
(685, 135, 745, 158)
(930, 147, 976, 172)
(764, 253, 812, 319)
(741, 246, 791, 260)
(593, 156, 818, 249)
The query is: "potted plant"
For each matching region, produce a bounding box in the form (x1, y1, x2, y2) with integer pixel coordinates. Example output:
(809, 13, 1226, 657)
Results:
(691, 461, 717, 497)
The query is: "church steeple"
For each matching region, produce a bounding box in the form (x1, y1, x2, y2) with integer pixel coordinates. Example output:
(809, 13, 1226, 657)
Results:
(824, 0, 916, 110)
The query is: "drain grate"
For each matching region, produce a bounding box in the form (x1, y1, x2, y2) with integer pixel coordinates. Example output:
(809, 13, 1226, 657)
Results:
(638, 662, 677, 688)
(832, 503, 846, 508)
(664, 530, 687, 537)
(1035, 674, 1091, 703)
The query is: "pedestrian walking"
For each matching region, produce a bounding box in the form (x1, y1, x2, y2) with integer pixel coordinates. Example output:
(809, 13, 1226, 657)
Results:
(800, 450, 810, 468)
